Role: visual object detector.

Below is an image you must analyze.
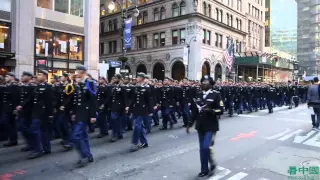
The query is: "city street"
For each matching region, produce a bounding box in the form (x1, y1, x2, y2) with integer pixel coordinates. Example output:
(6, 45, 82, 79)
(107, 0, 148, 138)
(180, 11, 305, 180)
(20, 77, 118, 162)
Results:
(0, 104, 318, 180)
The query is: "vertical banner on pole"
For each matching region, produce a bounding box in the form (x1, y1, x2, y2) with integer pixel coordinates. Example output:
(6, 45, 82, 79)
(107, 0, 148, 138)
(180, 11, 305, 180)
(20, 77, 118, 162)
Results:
(183, 47, 188, 65)
(124, 18, 132, 49)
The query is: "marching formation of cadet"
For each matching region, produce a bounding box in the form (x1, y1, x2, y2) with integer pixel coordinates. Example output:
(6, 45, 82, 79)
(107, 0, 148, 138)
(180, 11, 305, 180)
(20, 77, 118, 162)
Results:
(0, 68, 309, 168)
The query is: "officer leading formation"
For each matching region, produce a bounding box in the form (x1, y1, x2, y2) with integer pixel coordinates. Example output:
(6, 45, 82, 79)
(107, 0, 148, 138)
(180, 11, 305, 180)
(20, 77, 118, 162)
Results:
(0, 69, 309, 169)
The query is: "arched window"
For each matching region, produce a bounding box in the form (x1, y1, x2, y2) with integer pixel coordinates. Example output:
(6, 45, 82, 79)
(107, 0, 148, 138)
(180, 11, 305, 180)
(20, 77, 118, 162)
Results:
(230, 15, 233, 27)
(137, 14, 142, 25)
(160, 7, 166, 19)
(108, 20, 113, 31)
(236, 18, 239, 29)
(113, 19, 117, 30)
(203, 2, 207, 16)
(154, 8, 160, 21)
(226, 13, 229, 25)
(143, 11, 148, 23)
(100, 22, 104, 33)
(220, 10, 223, 22)
(215, 8, 219, 20)
(172, 3, 179, 17)
(180, 1, 186, 15)
(208, 4, 211, 17)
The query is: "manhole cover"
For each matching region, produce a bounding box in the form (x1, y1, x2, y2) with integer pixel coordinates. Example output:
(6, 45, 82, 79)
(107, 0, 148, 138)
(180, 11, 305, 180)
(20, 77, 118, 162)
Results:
(301, 159, 320, 166)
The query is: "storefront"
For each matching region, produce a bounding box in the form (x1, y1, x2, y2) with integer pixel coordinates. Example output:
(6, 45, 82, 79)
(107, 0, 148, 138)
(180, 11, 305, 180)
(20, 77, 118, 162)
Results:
(0, 21, 15, 76)
(34, 28, 84, 79)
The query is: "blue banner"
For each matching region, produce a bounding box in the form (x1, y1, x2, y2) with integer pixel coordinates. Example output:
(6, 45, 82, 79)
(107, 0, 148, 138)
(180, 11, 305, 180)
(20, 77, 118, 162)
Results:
(124, 18, 132, 49)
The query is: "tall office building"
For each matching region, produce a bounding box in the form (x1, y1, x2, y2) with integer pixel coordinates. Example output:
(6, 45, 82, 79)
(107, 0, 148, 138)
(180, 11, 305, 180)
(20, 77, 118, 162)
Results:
(296, 0, 318, 76)
(0, 0, 100, 78)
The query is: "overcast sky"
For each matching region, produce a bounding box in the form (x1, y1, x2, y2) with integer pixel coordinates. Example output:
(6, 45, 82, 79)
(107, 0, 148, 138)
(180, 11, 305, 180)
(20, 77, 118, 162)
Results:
(271, 0, 297, 30)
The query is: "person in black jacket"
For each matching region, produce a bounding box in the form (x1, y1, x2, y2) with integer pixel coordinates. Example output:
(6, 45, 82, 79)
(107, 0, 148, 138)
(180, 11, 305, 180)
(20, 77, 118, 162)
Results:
(187, 75, 224, 177)
(71, 65, 96, 167)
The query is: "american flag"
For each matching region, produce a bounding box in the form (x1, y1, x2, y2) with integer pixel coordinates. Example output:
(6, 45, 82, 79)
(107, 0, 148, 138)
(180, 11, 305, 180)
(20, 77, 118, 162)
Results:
(224, 44, 233, 71)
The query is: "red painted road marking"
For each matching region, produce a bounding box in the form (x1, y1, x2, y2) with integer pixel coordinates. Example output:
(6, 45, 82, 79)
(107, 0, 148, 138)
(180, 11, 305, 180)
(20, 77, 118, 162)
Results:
(231, 131, 258, 141)
(0, 170, 26, 180)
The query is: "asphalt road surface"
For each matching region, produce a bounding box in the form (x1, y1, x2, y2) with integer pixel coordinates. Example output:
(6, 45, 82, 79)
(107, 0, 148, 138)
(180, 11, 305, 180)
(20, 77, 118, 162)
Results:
(0, 104, 319, 180)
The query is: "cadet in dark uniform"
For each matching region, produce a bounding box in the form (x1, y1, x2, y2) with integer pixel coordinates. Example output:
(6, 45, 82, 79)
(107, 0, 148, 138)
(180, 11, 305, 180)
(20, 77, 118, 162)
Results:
(129, 73, 153, 152)
(16, 71, 35, 152)
(2, 72, 20, 147)
(96, 76, 109, 138)
(71, 65, 96, 167)
(266, 84, 276, 113)
(0, 75, 5, 141)
(29, 70, 54, 159)
(187, 76, 224, 177)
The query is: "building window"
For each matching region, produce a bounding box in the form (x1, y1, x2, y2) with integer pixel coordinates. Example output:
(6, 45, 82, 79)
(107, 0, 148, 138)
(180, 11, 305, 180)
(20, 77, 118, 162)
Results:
(143, 11, 148, 23)
(239, 42, 242, 52)
(172, 30, 178, 45)
(248, 3, 251, 14)
(226, 13, 229, 25)
(100, 42, 104, 55)
(235, 40, 238, 52)
(202, 29, 206, 44)
(70, 0, 83, 17)
(55, 0, 69, 14)
(142, 35, 147, 48)
(172, 3, 179, 17)
(53, 32, 69, 59)
(207, 31, 211, 45)
(0, 22, 10, 52)
(215, 8, 219, 20)
(137, 0, 148, 5)
(180, 1, 186, 15)
(239, 20, 242, 30)
(137, 14, 142, 25)
(248, 20, 251, 33)
(69, 35, 83, 60)
(219, 34, 223, 48)
(100, 22, 104, 33)
(113, 41, 117, 53)
(154, 8, 160, 21)
(108, 41, 112, 53)
(180, 28, 185, 44)
(220, 10, 223, 22)
(160, 7, 166, 19)
(153, 34, 159, 47)
(137, 36, 142, 49)
(108, 20, 113, 31)
(208, 4, 212, 18)
(35, 29, 52, 57)
(37, 0, 53, 9)
(230, 15, 233, 27)
(236, 18, 239, 29)
(215, 33, 218, 47)
(113, 19, 117, 30)
(160, 32, 165, 46)
(203, 2, 207, 16)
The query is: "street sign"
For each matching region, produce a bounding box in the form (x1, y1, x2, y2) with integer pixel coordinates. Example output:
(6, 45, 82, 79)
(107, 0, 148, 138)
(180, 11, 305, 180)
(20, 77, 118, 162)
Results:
(124, 18, 132, 49)
(109, 60, 122, 67)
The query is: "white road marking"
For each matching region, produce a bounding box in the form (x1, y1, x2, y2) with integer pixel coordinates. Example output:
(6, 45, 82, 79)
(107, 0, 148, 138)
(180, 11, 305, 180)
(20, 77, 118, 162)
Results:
(266, 128, 291, 140)
(207, 166, 231, 180)
(257, 178, 269, 180)
(226, 172, 248, 180)
(238, 114, 260, 118)
(293, 130, 317, 143)
(278, 129, 303, 141)
(303, 131, 320, 147)
(276, 118, 309, 124)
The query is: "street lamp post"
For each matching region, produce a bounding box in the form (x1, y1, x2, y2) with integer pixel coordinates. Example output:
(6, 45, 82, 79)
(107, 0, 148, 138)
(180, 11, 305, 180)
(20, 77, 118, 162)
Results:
(186, 36, 197, 78)
(107, 0, 139, 73)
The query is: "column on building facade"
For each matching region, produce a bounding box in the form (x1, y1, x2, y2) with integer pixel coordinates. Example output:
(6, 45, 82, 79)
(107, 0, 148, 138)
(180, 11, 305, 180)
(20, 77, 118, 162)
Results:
(84, 0, 99, 79)
(186, 23, 202, 80)
(11, 0, 36, 76)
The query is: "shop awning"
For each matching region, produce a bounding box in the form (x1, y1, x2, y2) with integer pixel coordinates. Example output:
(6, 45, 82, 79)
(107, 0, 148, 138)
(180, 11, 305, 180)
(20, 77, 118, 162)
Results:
(234, 56, 259, 65)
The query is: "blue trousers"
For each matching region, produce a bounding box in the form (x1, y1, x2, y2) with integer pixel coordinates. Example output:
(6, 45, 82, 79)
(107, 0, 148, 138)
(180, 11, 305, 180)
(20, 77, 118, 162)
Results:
(72, 121, 92, 159)
(17, 116, 32, 148)
(132, 116, 148, 145)
(1, 113, 17, 143)
(181, 104, 191, 125)
(161, 107, 173, 128)
(110, 112, 123, 138)
(152, 109, 159, 125)
(57, 112, 72, 145)
(29, 119, 42, 153)
(97, 111, 108, 135)
(198, 131, 216, 173)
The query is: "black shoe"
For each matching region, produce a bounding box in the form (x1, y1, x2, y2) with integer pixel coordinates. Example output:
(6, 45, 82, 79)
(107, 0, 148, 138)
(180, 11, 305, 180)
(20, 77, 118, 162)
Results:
(63, 144, 73, 151)
(198, 172, 208, 177)
(21, 146, 32, 152)
(153, 123, 159, 127)
(118, 136, 123, 139)
(159, 127, 167, 130)
(76, 159, 88, 168)
(139, 143, 148, 148)
(109, 138, 116, 142)
(28, 152, 42, 159)
(3, 142, 18, 147)
(42, 151, 51, 155)
(146, 130, 151, 134)
(88, 157, 94, 163)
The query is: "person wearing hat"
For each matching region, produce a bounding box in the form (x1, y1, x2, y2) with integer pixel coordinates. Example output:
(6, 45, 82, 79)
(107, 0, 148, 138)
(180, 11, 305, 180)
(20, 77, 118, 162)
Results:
(50, 74, 62, 140)
(122, 75, 134, 132)
(186, 75, 224, 177)
(1, 72, 20, 147)
(96, 76, 109, 138)
(0, 75, 5, 142)
(129, 72, 152, 152)
(70, 65, 96, 167)
(16, 71, 34, 152)
(28, 69, 54, 159)
(108, 73, 126, 142)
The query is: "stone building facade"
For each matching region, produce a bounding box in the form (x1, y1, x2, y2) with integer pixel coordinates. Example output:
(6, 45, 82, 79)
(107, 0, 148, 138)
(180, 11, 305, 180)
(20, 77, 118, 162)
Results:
(100, 0, 266, 81)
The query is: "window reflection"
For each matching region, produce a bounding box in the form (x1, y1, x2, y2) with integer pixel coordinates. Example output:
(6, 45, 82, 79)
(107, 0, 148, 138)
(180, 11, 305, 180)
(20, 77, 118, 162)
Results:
(53, 33, 69, 59)
(0, 22, 10, 52)
(71, 0, 83, 17)
(173, 3, 179, 17)
(69, 36, 83, 61)
(35, 29, 52, 57)
(55, 0, 69, 14)
(37, 0, 53, 9)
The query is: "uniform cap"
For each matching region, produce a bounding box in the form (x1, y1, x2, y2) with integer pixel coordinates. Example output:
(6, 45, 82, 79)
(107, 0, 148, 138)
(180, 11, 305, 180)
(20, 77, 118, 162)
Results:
(63, 73, 69, 78)
(201, 75, 215, 85)
(52, 74, 59, 80)
(6, 72, 15, 77)
(39, 69, 48, 75)
(76, 65, 87, 71)
(15, 77, 19, 82)
(113, 73, 122, 79)
(136, 72, 146, 78)
(22, 71, 33, 77)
